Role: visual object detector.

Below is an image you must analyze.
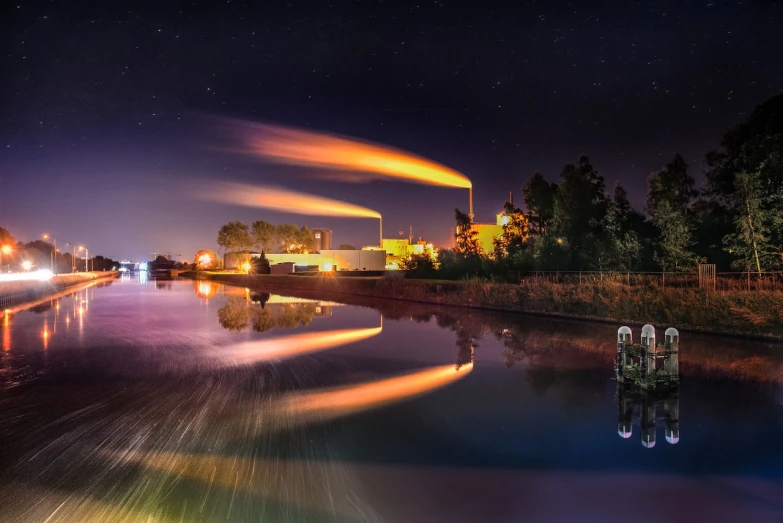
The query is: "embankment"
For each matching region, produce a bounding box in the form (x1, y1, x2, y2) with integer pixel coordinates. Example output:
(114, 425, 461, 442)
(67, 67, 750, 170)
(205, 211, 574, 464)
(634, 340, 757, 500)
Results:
(182, 272, 783, 339)
(0, 272, 118, 307)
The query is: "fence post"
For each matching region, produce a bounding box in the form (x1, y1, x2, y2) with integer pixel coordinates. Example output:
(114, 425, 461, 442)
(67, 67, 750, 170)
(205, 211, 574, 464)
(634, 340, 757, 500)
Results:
(747, 270, 751, 291)
(662, 272, 665, 288)
(579, 271, 582, 285)
(627, 272, 630, 285)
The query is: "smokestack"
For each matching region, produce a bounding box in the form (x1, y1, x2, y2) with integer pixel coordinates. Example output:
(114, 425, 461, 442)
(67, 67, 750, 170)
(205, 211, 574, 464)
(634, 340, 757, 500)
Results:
(509, 190, 513, 205)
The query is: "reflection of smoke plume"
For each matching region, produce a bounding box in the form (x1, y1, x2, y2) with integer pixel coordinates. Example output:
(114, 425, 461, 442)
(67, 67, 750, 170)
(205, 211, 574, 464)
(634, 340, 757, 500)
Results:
(236, 121, 472, 189)
(281, 363, 473, 422)
(223, 326, 383, 365)
(206, 182, 381, 218)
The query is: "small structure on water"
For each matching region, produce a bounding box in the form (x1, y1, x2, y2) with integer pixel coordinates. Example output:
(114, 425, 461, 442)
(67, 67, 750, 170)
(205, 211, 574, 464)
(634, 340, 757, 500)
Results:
(615, 324, 680, 448)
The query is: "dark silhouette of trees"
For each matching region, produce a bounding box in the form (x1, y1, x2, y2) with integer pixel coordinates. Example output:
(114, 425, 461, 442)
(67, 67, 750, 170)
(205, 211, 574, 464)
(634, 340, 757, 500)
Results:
(217, 221, 253, 256)
(523, 172, 557, 235)
(646, 154, 697, 271)
(338, 244, 356, 250)
(400, 253, 439, 279)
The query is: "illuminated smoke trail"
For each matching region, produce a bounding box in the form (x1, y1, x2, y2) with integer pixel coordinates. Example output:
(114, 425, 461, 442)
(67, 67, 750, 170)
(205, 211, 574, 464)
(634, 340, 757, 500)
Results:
(281, 363, 474, 422)
(223, 326, 383, 365)
(209, 182, 381, 218)
(240, 122, 472, 190)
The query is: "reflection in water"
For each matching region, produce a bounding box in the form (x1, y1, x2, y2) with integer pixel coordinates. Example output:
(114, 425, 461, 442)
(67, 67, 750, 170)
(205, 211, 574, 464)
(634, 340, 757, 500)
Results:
(617, 384, 680, 448)
(217, 295, 332, 334)
(282, 363, 473, 423)
(223, 324, 383, 365)
(1, 280, 782, 523)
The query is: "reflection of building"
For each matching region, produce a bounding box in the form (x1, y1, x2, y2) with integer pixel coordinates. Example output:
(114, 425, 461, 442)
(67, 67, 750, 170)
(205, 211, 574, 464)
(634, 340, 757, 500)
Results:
(312, 228, 332, 251)
(617, 385, 680, 449)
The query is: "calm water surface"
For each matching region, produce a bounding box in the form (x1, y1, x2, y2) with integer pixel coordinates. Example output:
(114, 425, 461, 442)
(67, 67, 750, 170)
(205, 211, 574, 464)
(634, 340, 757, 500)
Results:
(0, 275, 782, 522)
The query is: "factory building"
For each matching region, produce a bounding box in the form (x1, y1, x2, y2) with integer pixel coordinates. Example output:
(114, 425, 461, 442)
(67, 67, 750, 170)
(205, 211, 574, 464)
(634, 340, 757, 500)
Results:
(243, 249, 386, 272)
(372, 237, 437, 269)
(311, 228, 332, 251)
(470, 212, 507, 255)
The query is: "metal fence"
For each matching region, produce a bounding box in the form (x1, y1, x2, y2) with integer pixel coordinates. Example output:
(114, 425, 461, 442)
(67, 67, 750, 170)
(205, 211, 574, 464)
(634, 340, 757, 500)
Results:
(519, 270, 783, 291)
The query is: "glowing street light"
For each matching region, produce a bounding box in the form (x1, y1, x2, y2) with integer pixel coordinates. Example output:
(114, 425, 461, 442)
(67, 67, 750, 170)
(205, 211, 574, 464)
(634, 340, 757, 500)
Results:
(79, 246, 90, 272)
(43, 234, 57, 274)
(21, 260, 33, 272)
(241, 262, 251, 274)
(0, 245, 11, 273)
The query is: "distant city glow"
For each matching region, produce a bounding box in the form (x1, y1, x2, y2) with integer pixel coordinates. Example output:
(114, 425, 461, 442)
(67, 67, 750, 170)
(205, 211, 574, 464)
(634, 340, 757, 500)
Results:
(21, 261, 33, 271)
(139, 262, 148, 271)
(238, 122, 473, 189)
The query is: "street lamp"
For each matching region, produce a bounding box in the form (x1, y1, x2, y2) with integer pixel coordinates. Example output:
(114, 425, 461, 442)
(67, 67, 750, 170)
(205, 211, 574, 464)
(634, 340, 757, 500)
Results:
(0, 244, 11, 273)
(43, 234, 56, 274)
(79, 246, 90, 272)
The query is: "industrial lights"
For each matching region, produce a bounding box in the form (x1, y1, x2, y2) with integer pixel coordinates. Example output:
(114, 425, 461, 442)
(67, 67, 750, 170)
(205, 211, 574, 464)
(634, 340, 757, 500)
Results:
(21, 260, 33, 271)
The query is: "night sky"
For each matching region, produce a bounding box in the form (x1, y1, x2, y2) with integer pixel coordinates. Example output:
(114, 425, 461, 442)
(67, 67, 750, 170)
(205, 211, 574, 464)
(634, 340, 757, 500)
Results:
(2, 0, 781, 261)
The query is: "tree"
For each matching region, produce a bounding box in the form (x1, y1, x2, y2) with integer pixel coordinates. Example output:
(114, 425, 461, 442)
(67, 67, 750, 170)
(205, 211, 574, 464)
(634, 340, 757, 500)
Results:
(603, 183, 646, 271)
(400, 253, 439, 279)
(253, 251, 271, 274)
(522, 173, 557, 235)
(217, 221, 253, 254)
(338, 244, 356, 250)
(217, 297, 251, 331)
(705, 94, 783, 269)
(723, 171, 776, 272)
(251, 220, 276, 253)
(0, 227, 16, 247)
(275, 224, 301, 253)
(297, 226, 316, 253)
(454, 208, 481, 255)
(646, 154, 697, 270)
(551, 155, 609, 268)
(493, 201, 529, 259)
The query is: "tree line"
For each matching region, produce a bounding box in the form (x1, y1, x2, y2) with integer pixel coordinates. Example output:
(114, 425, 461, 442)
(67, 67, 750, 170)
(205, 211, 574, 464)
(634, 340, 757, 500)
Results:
(216, 220, 317, 255)
(405, 94, 783, 280)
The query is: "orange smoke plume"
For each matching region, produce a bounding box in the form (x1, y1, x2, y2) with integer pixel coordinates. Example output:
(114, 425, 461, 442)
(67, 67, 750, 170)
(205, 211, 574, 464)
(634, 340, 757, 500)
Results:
(209, 183, 381, 219)
(243, 123, 472, 189)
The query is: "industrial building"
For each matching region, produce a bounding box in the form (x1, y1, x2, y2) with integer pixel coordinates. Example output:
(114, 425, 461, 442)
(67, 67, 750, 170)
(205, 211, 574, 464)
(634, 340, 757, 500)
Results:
(368, 236, 437, 268)
(311, 228, 332, 251)
(241, 249, 386, 272)
(470, 212, 507, 254)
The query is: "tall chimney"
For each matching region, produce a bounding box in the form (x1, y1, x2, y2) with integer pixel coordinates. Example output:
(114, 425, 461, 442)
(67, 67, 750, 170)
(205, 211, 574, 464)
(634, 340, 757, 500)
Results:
(509, 190, 514, 205)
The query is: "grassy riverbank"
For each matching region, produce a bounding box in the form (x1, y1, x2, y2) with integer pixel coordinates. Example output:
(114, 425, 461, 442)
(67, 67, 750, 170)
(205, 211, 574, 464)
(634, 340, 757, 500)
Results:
(182, 272, 783, 338)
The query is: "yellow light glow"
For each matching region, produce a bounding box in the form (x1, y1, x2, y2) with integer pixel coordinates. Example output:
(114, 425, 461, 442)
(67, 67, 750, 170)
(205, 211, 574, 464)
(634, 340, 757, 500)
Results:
(209, 183, 381, 219)
(0, 245, 11, 255)
(241, 262, 251, 273)
(321, 263, 333, 271)
(242, 123, 472, 189)
(197, 253, 212, 267)
(196, 281, 218, 298)
(224, 325, 382, 365)
(282, 363, 473, 421)
(21, 260, 32, 271)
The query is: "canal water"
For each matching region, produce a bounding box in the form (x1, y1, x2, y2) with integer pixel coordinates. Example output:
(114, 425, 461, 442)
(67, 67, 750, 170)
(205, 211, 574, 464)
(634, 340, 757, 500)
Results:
(0, 275, 781, 522)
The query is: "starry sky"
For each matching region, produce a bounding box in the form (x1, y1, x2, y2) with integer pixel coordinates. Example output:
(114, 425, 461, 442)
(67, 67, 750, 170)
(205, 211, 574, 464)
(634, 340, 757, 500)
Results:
(1, 0, 781, 260)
